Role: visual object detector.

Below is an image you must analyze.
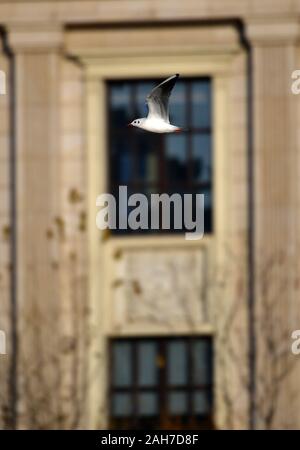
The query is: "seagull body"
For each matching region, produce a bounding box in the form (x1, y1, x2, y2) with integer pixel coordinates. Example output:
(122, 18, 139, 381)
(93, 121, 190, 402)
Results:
(128, 74, 182, 133)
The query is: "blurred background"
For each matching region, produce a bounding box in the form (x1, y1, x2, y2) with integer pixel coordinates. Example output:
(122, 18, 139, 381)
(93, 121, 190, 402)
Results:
(0, 0, 300, 430)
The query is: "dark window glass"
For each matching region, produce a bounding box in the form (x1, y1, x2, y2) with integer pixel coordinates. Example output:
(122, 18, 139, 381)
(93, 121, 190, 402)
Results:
(107, 77, 213, 234)
(167, 339, 188, 386)
(112, 341, 132, 387)
(191, 80, 211, 129)
(137, 341, 158, 387)
(112, 393, 132, 417)
(168, 391, 188, 415)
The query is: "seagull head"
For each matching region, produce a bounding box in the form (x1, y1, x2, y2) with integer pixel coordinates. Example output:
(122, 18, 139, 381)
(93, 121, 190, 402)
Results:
(127, 118, 146, 129)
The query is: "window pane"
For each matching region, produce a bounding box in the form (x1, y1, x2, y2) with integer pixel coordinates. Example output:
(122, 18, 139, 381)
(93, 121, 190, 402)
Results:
(167, 340, 188, 386)
(112, 342, 132, 387)
(138, 392, 158, 416)
(193, 340, 212, 385)
(191, 80, 211, 129)
(170, 81, 186, 127)
(136, 133, 159, 184)
(193, 390, 212, 415)
(112, 393, 132, 417)
(192, 134, 212, 183)
(165, 134, 188, 184)
(111, 134, 133, 183)
(137, 341, 158, 387)
(139, 150, 157, 184)
(110, 83, 131, 128)
(168, 391, 188, 415)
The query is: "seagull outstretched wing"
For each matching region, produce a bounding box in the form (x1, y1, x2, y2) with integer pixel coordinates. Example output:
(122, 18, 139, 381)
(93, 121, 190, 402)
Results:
(146, 74, 179, 123)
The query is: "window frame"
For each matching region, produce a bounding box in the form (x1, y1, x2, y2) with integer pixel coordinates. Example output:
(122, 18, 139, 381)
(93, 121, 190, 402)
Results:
(106, 77, 214, 235)
(108, 335, 214, 429)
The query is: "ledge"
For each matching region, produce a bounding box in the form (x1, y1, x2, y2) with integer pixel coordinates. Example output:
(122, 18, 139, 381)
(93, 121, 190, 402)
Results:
(7, 23, 63, 52)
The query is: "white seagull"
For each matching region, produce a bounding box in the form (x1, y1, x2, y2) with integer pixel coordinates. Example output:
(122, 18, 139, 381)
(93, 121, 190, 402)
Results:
(128, 74, 182, 133)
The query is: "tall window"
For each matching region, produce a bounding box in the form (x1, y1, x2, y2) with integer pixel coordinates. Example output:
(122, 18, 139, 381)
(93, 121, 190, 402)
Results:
(109, 337, 213, 430)
(107, 77, 213, 234)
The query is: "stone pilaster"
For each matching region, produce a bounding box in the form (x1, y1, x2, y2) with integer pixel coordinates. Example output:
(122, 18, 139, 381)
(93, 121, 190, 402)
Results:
(0, 34, 12, 429)
(246, 18, 300, 429)
(7, 23, 64, 428)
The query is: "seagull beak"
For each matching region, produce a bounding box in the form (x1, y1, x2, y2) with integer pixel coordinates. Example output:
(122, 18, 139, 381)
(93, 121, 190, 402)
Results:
(127, 123, 133, 127)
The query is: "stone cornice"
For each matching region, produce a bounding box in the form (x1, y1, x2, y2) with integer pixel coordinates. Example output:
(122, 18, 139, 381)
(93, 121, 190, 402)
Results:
(7, 23, 64, 52)
(65, 25, 241, 60)
(246, 17, 300, 46)
(2, 3, 300, 52)
(0, 1, 299, 27)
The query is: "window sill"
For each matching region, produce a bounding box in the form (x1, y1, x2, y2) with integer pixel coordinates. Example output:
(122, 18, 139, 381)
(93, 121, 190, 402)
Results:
(105, 233, 213, 251)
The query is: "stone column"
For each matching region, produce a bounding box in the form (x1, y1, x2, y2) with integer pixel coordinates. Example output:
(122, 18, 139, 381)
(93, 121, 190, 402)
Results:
(7, 23, 64, 428)
(246, 18, 300, 429)
(0, 34, 12, 429)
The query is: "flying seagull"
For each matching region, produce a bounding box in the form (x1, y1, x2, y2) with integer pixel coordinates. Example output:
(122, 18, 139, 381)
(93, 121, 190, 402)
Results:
(128, 74, 182, 133)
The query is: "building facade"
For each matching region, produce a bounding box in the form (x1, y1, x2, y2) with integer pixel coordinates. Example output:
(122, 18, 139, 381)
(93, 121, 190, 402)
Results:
(0, 0, 300, 429)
